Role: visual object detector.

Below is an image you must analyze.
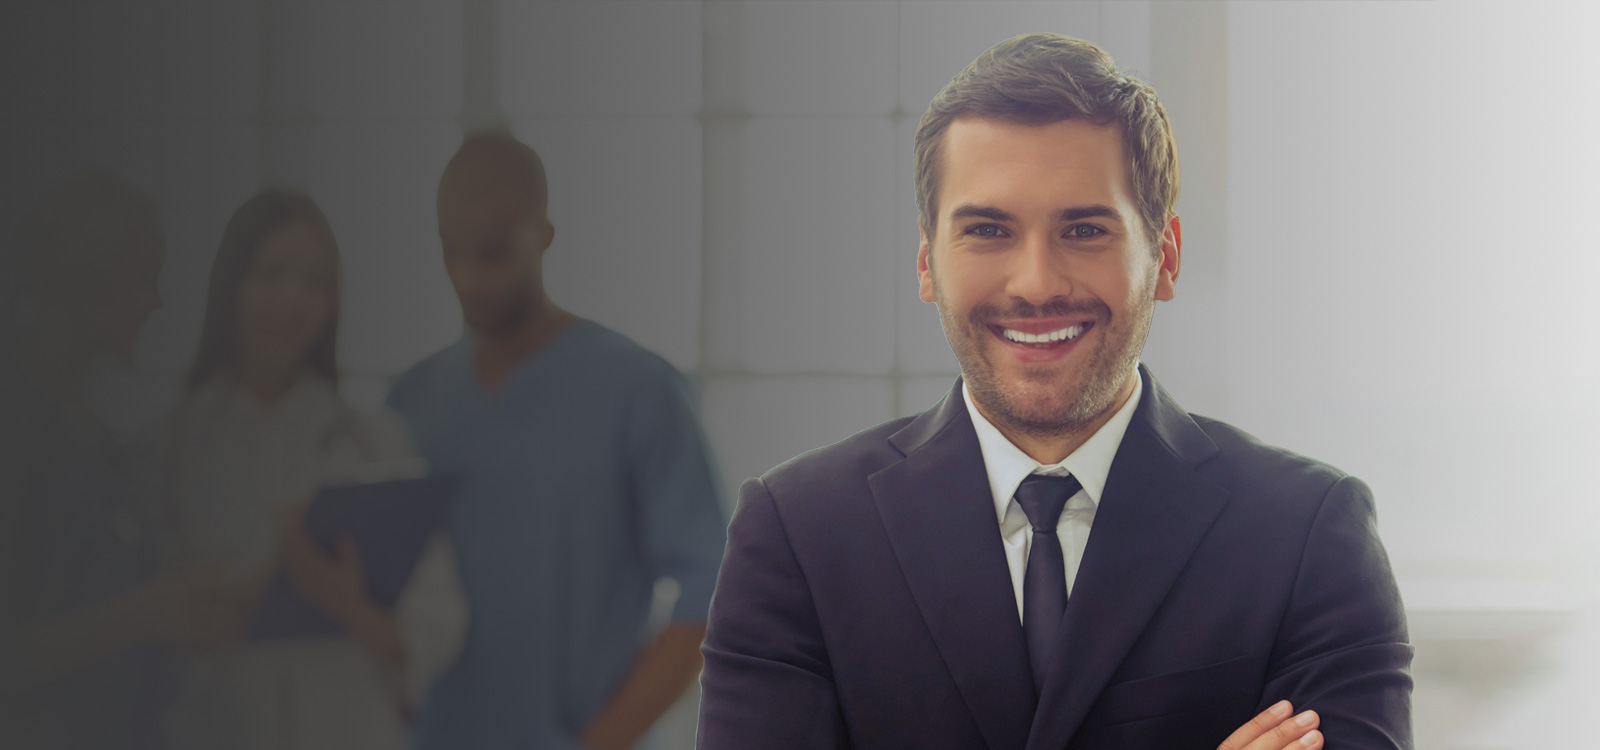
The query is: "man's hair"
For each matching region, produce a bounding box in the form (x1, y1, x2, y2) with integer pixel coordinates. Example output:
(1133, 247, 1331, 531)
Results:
(914, 33, 1179, 245)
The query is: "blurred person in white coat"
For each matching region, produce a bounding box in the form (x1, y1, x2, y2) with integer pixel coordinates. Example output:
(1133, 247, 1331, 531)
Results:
(158, 189, 466, 750)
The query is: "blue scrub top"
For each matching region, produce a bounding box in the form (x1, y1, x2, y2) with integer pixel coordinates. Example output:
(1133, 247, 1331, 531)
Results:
(387, 319, 728, 749)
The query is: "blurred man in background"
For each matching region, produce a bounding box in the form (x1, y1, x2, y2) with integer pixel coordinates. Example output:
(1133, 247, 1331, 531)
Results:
(387, 131, 727, 750)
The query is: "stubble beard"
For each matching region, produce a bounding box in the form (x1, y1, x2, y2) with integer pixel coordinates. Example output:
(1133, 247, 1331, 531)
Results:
(935, 272, 1154, 441)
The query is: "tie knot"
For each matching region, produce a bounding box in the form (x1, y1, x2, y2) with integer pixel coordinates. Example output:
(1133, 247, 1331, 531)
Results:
(1015, 474, 1081, 532)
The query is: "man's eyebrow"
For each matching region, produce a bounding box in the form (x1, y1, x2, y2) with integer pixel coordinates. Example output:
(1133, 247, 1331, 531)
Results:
(1059, 205, 1123, 223)
(948, 204, 1126, 224)
(948, 204, 1017, 223)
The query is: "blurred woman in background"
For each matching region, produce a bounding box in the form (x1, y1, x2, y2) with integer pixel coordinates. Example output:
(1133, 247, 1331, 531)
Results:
(159, 189, 465, 750)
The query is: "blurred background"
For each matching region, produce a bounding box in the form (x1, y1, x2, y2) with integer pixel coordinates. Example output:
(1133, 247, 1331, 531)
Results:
(2, 1, 1596, 748)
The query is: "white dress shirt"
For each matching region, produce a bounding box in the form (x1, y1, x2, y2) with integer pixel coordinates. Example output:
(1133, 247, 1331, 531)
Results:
(961, 367, 1144, 622)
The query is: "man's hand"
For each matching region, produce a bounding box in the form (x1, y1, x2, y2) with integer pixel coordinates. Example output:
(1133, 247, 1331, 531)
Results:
(1218, 700, 1322, 750)
(579, 623, 707, 750)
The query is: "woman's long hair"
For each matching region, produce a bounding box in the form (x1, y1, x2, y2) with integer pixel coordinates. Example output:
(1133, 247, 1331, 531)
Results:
(186, 189, 341, 392)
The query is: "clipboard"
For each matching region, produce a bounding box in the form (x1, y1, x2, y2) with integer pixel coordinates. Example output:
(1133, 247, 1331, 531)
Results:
(248, 471, 463, 639)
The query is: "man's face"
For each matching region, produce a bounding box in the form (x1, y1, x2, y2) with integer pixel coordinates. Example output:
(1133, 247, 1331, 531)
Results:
(438, 193, 548, 335)
(918, 117, 1180, 438)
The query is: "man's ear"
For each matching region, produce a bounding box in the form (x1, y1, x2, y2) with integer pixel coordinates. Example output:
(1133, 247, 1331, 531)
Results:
(1154, 215, 1181, 302)
(917, 223, 935, 303)
(537, 218, 555, 254)
(516, 214, 556, 256)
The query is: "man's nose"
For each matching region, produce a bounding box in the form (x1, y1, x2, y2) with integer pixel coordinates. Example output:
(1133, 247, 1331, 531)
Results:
(1004, 232, 1071, 307)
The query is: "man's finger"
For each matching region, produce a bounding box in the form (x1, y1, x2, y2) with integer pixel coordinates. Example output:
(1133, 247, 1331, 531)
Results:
(1254, 710, 1319, 750)
(1217, 700, 1292, 750)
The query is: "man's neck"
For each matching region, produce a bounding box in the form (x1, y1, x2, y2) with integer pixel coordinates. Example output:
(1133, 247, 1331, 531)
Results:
(473, 301, 575, 393)
(977, 373, 1139, 466)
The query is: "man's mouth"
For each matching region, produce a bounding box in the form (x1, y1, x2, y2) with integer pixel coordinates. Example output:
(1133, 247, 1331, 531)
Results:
(983, 320, 1094, 363)
(989, 321, 1092, 346)
(996, 323, 1089, 345)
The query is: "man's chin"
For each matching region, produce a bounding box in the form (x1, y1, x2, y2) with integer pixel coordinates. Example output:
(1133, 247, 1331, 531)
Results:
(1001, 400, 1086, 434)
(968, 380, 1074, 428)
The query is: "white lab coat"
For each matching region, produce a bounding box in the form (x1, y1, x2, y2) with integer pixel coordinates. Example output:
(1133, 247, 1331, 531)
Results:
(157, 372, 466, 750)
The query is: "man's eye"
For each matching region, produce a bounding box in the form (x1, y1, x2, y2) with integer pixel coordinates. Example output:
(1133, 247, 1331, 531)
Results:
(967, 224, 1003, 238)
(1067, 224, 1104, 239)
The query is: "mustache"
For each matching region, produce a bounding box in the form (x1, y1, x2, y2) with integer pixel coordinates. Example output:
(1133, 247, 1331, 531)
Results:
(968, 296, 1112, 326)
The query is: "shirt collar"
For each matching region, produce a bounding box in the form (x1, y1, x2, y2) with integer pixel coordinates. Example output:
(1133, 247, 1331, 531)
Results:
(961, 365, 1144, 525)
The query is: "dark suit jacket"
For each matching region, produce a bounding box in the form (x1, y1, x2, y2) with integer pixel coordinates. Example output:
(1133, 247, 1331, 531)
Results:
(697, 366, 1412, 749)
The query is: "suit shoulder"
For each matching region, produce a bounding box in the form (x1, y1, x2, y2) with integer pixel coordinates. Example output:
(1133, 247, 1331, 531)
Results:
(1188, 413, 1360, 500)
(757, 414, 916, 504)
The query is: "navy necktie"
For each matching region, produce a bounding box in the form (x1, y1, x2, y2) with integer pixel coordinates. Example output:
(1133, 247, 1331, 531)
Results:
(1015, 473, 1082, 692)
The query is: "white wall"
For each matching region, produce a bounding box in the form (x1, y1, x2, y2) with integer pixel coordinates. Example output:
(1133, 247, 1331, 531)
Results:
(1224, 2, 1599, 746)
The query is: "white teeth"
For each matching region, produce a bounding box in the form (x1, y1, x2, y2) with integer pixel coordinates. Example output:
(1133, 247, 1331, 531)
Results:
(1001, 324, 1085, 344)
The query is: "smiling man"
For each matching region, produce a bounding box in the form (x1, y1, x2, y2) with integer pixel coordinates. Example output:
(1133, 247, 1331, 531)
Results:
(697, 34, 1412, 750)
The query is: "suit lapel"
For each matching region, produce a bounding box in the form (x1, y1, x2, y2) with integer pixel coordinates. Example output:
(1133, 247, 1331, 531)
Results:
(870, 380, 1036, 750)
(1026, 366, 1233, 750)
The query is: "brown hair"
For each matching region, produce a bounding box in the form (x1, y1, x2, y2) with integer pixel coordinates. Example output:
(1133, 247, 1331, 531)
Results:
(186, 189, 341, 392)
(913, 33, 1179, 244)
